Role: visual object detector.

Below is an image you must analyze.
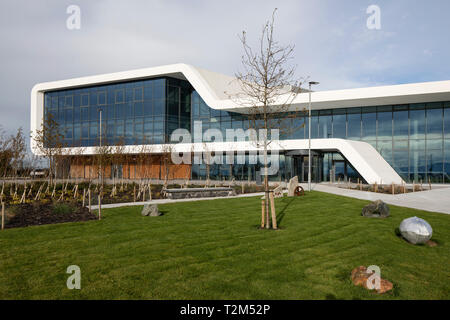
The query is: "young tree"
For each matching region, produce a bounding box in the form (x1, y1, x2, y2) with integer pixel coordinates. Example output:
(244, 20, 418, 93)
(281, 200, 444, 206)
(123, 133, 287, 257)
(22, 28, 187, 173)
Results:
(111, 138, 126, 189)
(94, 142, 113, 189)
(136, 139, 154, 181)
(9, 128, 27, 178)
(0, 126, 12, 178)
(32, 113, 64, 186)
(232, 9, 305, 229)
(161, 144, 174, 188)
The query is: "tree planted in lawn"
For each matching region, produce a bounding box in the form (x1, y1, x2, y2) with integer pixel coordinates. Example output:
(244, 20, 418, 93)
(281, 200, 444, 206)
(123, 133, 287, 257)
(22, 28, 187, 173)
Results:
(231, 8, 305, 229)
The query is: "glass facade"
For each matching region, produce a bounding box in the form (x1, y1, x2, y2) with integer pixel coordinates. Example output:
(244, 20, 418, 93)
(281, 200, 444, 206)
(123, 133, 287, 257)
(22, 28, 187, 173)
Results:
(44, 77, 192, 147)
(44, 77, 450, 183)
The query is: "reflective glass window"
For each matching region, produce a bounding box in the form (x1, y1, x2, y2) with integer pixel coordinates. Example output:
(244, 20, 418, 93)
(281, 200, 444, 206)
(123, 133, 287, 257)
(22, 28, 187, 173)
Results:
(362, 110, 376, 140)
(410, 151, 426, 181)
(134, 102, 143, 117)
(81, 124, 89, 138)
(81, 94, 89, 107)
(115, 89, 124, 104)
(393, 150, 409, 176)
(377, 140, 392, 162)
(427, 149, 443, 173)
(90, 92, 97, 107)
(409, 107, 425, 139)
(393, 108, 408, 140)
(89, 107, 98, 121)
(74, 124, 81, 140)
(65, 96, 73, 107)
(144, 86, 153, 100)
(427, 139, 443, 150)
(444, 105, 450, 139)
(125, 88, 133, 102)
(79, 107, 88, 121)
(377, 107, 392, 139)
(125, 120, 133, 138)
(445, 140, 450, 179)
(115, 120, 124, 138)
(347, 111, 361, 140)
(143, 101, 152, 116)
(292, 117, 305, 139)
(125, 102, 133, 118)
(65, 108, 73, 123)
(427, 107, 443, 139)
(153, 99, 164, 116)
(89, 122, 98, 138)
(311, 114, 319, 139)
(134, 87, 143, 101)
(153, 82, 165, 100)
(98, 91, 106, 105)
(332, 112, 346, 138)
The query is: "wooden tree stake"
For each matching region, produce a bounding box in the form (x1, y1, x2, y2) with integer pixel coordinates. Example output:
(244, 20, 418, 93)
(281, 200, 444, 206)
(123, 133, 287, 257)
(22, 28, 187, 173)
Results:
(88, 189, 91, 212)
(1, 202, 4, 231)
(269, 192, 277, 230)
(98, 194, 101, 220)
(261, 200, 265, 229)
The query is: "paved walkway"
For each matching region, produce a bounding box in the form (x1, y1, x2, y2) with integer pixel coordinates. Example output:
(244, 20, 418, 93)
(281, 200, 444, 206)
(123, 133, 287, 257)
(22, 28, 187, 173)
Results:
(90, 191, 265, 210)
(305, 183, 450, 215)
(91, 183, 450, 215)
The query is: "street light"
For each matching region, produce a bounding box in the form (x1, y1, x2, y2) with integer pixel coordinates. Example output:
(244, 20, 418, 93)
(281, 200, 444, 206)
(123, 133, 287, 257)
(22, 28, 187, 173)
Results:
(308, 81, 319, 192)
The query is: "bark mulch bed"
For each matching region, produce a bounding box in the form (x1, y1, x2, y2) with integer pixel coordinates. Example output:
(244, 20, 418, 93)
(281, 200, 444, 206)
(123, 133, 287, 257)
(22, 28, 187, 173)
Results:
(5, 202, 98, 229)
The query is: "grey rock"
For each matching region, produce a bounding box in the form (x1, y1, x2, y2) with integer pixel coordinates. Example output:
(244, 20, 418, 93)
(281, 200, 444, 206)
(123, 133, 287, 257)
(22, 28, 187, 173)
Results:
(399, 216, 433, 244)
(141, 204, 161, 217)
(361, 200, 390, 218)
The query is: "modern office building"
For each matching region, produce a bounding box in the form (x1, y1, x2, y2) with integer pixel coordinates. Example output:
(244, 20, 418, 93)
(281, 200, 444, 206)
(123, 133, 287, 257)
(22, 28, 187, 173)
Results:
(31, 64, 450, 184)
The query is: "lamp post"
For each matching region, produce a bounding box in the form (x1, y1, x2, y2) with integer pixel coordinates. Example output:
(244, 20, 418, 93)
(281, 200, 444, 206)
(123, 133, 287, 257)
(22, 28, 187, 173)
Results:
(99, 110, 103, 185)
(308, 81, 319, 192)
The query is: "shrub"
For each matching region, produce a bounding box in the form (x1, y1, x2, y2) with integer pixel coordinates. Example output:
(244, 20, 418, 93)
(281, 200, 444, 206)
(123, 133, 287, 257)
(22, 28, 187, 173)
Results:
(52, 203, 74, 215)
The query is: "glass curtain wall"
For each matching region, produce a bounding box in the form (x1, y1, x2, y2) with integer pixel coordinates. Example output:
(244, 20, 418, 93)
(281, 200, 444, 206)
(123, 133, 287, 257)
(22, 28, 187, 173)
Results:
(44, 77, 450, 183)
(190, 91, 450, 183)
(44, 77, 167, 147)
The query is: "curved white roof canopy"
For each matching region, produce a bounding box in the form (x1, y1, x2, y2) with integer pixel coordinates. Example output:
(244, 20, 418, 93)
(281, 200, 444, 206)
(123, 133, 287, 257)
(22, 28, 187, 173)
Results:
(31, 138, 403, 185)
(31, 63, 450, 115)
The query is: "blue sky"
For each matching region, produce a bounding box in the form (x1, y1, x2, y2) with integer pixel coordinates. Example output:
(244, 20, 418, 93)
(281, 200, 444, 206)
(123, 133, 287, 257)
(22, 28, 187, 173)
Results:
(0, 0, 449, 138)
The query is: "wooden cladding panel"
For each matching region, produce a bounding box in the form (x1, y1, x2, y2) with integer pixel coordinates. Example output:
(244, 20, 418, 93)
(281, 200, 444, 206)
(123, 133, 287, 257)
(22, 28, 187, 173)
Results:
(68, 155, 191, 180)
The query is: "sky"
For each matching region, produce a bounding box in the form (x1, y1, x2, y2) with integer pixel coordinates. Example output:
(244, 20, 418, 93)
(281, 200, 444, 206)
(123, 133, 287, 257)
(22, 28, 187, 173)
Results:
(0, 0, 449, 145)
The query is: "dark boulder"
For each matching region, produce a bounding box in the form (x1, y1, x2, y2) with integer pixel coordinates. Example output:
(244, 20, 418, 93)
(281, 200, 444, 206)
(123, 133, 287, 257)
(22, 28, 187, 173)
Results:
(361, 200, 390, 218)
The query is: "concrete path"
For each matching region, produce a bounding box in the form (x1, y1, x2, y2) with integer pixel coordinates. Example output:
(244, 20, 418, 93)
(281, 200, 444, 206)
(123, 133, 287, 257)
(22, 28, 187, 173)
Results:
(90, 191, 265, 210)
(305, 183, 450, 215)
(91, 183, 450, 215)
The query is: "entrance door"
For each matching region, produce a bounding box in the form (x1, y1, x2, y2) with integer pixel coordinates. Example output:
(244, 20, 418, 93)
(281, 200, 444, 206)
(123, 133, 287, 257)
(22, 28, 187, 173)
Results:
(332, 160, 346, 182)
(301, 155, 322, 183)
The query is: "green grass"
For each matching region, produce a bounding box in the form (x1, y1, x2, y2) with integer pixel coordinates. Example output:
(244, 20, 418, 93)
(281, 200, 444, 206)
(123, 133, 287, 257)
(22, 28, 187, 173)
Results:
(0, 191, 449, 300)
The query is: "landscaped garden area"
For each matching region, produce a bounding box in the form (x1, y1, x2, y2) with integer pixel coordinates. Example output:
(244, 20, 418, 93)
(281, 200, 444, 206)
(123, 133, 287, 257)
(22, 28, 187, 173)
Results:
(0, 191, 449, 300)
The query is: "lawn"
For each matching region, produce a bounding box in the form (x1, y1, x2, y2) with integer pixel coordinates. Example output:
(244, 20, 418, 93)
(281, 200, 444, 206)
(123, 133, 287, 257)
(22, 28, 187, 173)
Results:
(0, 191, 449, 300)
